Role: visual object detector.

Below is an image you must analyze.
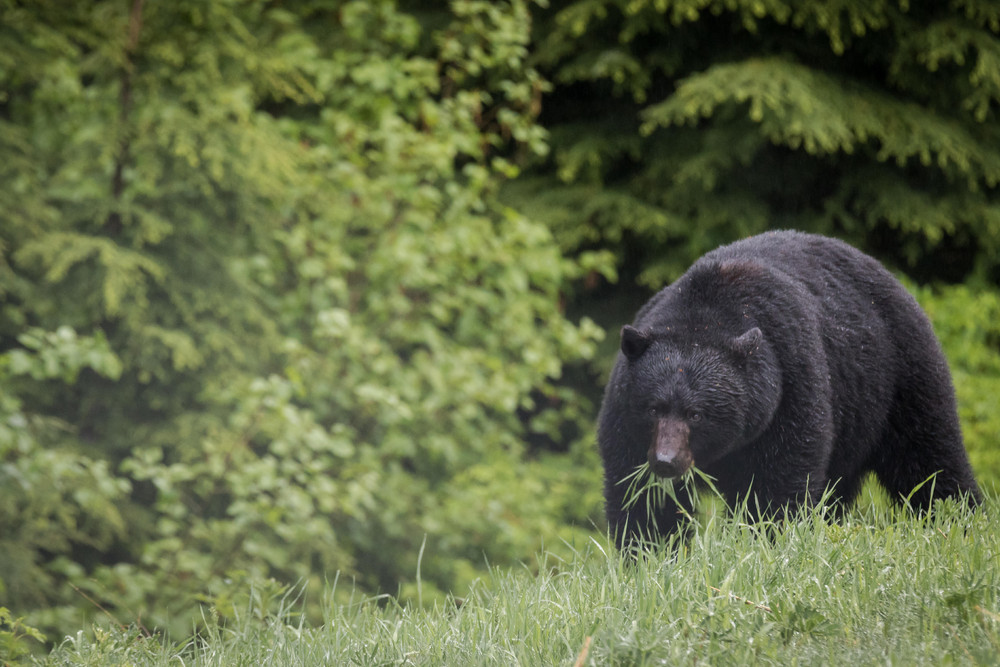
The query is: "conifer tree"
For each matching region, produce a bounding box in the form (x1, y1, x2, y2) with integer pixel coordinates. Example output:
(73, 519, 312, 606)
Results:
(516, 0, 1000, 287)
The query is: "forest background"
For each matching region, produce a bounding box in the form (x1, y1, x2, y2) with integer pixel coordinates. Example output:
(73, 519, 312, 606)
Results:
(3, 0, 1000, 646)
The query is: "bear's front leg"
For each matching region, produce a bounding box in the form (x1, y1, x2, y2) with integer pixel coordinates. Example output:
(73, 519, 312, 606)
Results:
(717, 450, 830, 524)
(604, 469, 694, 550)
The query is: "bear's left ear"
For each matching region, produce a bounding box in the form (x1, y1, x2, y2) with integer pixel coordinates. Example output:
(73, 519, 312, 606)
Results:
(729, 327, 762, 358)
(621, 325, 653, 360)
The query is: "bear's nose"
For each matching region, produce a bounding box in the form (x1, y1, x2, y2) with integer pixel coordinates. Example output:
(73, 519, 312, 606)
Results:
(648, 449, 690, 478)
(648, 417, 693, 478)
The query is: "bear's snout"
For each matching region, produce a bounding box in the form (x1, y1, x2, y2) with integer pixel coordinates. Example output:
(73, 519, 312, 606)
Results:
(649, 417, 693, 478)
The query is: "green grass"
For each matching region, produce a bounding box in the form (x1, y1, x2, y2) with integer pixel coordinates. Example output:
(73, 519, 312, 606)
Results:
(40, 492, 1000, 666)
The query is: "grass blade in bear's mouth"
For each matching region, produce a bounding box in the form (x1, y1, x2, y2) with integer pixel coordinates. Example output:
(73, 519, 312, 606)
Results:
(618, 463, 720, 525)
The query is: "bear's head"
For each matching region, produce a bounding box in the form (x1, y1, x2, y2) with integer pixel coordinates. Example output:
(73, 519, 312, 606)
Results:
(619, 324, 781, 478)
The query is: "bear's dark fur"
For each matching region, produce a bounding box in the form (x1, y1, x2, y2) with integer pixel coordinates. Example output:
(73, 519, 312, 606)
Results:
(598, 231, 981, 548)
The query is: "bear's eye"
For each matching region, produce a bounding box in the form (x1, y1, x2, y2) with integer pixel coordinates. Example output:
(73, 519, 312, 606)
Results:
(688, 411, 702, 423)
(647, 407, 658, 417)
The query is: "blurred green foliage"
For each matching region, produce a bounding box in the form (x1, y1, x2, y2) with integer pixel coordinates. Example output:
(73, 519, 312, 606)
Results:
(1, 0, 999, 653)
(915, 284, 1000, 488)
(0, 0, 603, 643)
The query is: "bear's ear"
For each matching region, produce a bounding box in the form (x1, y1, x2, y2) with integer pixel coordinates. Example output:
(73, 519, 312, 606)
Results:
(621, 325, 653, 360)
(729, 327, 763, 358)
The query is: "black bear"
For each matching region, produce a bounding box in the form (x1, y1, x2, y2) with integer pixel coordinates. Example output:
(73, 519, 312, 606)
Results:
(598, 230, 981, 548)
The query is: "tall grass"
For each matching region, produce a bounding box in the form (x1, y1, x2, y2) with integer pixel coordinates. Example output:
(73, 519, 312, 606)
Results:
(44, 492, 1000, 665)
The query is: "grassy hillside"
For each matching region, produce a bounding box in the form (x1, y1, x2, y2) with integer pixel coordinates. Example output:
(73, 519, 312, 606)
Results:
(37, 491, 1000, 666)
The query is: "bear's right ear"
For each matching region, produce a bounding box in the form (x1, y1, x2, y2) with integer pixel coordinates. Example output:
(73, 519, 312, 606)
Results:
(621, 325, 653, 360)
(728, 327, 763, 358)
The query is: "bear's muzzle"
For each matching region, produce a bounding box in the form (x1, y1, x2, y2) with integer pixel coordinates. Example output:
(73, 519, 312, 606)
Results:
(649, 417, 693, 478)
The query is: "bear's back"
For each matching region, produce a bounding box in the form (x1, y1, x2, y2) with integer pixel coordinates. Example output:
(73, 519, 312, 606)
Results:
(699, 230, 891, 295)
(635, 231, 902, 335)
(693, 229, 920, 362)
